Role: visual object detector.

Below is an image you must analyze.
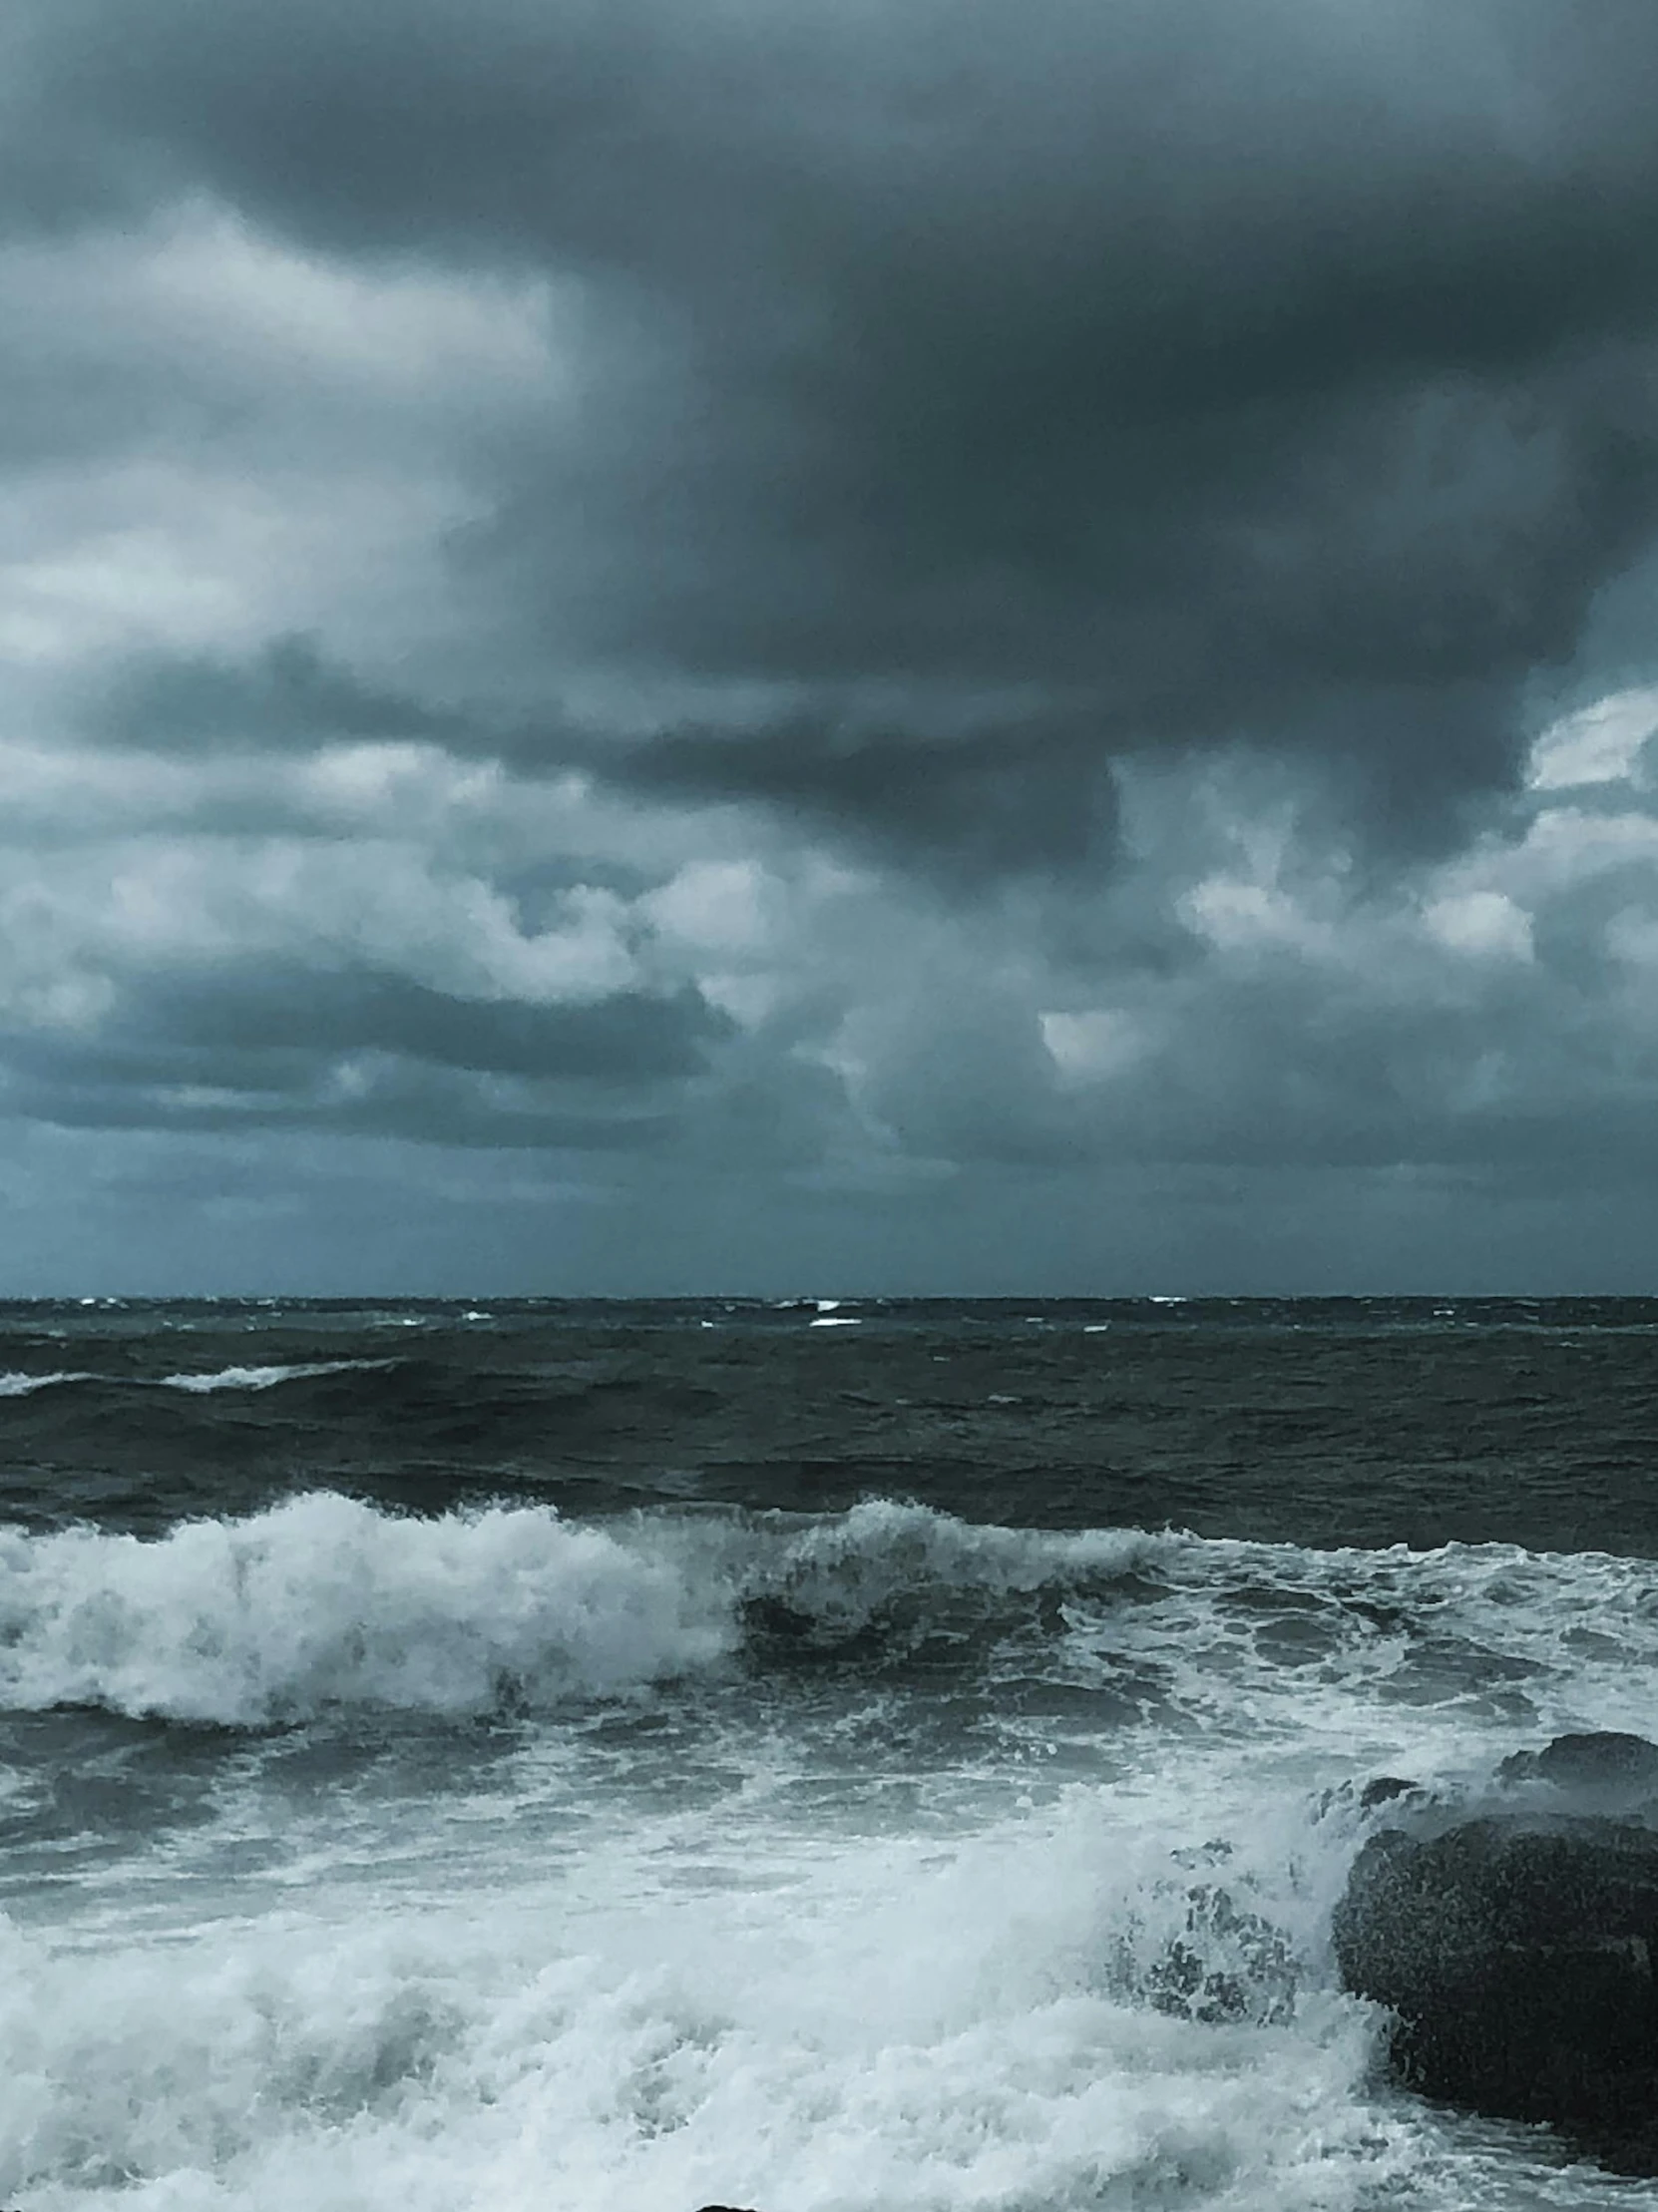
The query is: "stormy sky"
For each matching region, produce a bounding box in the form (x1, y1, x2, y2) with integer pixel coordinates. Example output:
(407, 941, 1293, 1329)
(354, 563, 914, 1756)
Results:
(4, 0, 1658, 1292)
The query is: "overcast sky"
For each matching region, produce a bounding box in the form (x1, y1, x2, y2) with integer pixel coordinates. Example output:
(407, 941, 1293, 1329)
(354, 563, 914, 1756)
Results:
(4, 0, 1658, 1293)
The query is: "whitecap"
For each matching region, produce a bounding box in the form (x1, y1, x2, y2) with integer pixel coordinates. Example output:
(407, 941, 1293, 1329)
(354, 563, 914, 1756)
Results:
(0, 1370, 94, 1398)
(157, 1360, 393, 1394)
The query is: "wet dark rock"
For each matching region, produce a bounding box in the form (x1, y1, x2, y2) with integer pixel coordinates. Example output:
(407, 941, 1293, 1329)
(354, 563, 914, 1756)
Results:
(1497, 1729, 1658, 1804)
(1358, 1774, 1420, 1810)
(1334, 1732, 1658, 2173)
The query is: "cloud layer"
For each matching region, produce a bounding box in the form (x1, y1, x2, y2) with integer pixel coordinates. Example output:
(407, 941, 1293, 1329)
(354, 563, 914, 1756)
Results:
(2, 0, 1658, 1288)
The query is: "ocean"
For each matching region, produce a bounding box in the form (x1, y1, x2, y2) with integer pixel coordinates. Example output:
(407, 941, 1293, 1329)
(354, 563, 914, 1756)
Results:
(2, 1295, 1657, 2211)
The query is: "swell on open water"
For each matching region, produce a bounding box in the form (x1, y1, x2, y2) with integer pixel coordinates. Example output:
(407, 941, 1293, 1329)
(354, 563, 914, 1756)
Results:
(4, 1295, 1658, 2211)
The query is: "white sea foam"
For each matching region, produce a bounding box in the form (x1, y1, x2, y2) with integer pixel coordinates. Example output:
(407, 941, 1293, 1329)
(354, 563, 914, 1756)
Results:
(0, 1764, 1560, 2212)
(0, 1369, 94, 1396)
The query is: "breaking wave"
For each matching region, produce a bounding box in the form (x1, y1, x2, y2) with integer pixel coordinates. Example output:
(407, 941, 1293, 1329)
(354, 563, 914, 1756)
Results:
(0, 1496, 731, 1724)
(0, 1494, 1654, 1734)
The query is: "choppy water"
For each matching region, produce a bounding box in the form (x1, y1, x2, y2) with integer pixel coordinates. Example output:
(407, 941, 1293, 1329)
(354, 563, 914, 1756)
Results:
(4, 1296, 1658, 2210)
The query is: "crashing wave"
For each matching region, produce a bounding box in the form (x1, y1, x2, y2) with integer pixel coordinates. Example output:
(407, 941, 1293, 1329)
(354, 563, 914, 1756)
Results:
(0, 1493, 1653, 1734)
(0, 1496, 732, 1725)
(0, 1497, 1149, 1727)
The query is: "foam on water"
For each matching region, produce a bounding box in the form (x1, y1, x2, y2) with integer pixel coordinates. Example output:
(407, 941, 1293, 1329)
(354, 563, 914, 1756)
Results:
(0, 1794, 1362, 2210)
(3, 1497, 1655, 2207)
(9, 1300, 1658, 2209)
(0, 1757, 1606, 2212)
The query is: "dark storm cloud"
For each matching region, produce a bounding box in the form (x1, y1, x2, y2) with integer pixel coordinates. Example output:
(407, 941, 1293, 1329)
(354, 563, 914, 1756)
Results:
(16, 0, 1658, 872)
(845, 915, 1658, 1187)
(6, 1057, 682, 1152)
(630, 709, 1123, 880)
(11, 0, 1658, 1298)
(0, 968, 731, 1151)
(148, 968, 729, 1084)
(86, 638, 475, 755)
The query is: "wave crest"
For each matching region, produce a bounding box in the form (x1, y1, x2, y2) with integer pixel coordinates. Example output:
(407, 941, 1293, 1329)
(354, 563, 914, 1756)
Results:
(0, 1496, 733, 1725)
(3, 1493, 1654, 1733)
(0, 1370, 96, 1397)
(158, 1361, 396, 1393)
(735, 1497, 1152, 1653)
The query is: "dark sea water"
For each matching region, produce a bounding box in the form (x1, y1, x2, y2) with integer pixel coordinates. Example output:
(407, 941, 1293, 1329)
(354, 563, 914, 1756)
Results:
(4, 1296, 1658, 2210)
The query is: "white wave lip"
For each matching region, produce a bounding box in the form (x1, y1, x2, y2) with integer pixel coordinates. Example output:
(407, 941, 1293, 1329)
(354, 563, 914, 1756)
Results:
(0, 1496, 735, 1725)
(0, 1361, 395, 1397)
(158, 1359, 394, 1393)
(0, 1370, 95, 1397)
(736, 1496, 1153, 1636)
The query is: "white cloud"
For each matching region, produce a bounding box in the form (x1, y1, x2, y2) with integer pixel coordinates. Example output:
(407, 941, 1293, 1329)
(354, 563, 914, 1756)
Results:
(1038, 1008, 1147, 1082)
(1527, 686, 1658, 790)
(0, 200, 572, 686)
(640, 860, 774, 954)
(696, 972, 783, 1028)
(1178, 875, 1335, 958)
(1421, 889, 1533, 961)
